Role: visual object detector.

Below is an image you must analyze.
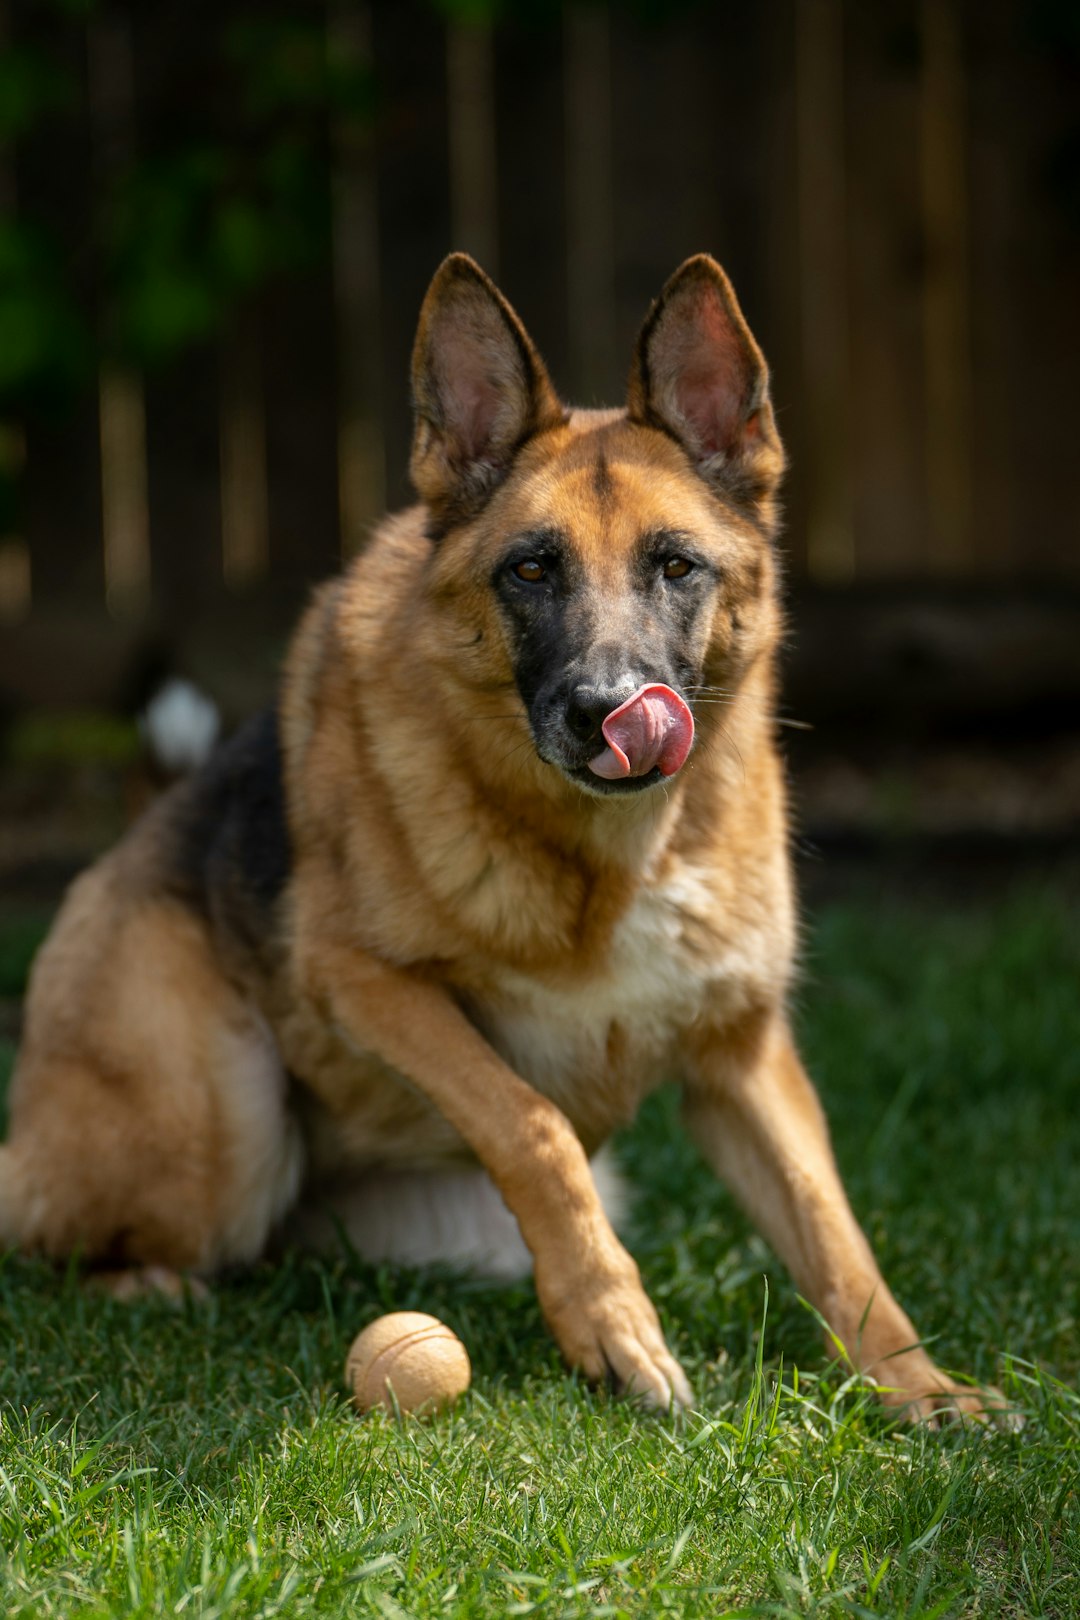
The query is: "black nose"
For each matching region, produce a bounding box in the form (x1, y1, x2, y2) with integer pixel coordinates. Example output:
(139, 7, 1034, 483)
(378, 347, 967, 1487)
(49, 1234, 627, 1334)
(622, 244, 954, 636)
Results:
(564, 684, 632, 744)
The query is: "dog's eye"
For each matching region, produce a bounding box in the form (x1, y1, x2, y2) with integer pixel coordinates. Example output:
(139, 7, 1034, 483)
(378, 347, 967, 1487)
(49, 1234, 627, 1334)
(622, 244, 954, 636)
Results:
(513, 558, 546, 583)
(662, 556, 693, 580)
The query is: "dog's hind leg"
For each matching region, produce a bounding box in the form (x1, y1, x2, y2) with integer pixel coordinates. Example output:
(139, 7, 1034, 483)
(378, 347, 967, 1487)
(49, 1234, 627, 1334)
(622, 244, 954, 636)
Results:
(1, 866, 303, 1279)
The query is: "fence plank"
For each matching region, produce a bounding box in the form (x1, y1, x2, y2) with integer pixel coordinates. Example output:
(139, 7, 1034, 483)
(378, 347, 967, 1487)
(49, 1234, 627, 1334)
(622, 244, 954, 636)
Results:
(219, 312, 269, 591)
(88, 12, 149, 616)
(0, 0, 30, 624)
(797, 0, 854, 582)
(371, 0, 453, 506)
(610, 7, 723, 363)
(330, 0, 385, 560)
(977, 0, 1080, 580)
(921, 0, 973, 575)
(761, 0, 809, 575)
(844, 0, 927, 580)
(564, 3, 616, 405)
(261, 270, 341, 600)
(143, 344, 222, 634)
(494, 14, 570, 394)
(966, 0, 1017, 578)
(447, 17, 499, 276)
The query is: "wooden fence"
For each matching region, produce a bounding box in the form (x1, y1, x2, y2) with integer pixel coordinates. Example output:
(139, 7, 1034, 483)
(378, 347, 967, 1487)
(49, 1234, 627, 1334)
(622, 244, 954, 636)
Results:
(0, 0, 1078, 710)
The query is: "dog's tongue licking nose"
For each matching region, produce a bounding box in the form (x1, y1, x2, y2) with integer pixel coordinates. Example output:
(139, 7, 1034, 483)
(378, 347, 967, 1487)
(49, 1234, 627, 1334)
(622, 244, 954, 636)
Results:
(588, 684, 694, 781)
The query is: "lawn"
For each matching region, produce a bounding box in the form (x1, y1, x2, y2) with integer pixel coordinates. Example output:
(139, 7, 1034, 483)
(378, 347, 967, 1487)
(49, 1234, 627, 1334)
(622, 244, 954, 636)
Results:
(0, 885, 1077, 1618)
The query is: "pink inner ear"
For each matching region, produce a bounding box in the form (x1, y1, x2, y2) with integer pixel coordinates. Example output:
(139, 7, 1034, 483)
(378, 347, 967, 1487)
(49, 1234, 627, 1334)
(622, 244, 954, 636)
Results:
(453, 375, 501, 461)
(668, 287, 751, 459)
(437, 328, 504, 462)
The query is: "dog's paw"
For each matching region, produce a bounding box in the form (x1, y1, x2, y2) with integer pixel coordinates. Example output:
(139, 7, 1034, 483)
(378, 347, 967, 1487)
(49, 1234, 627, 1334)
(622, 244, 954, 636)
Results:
(866, 1351, 1020, 1429)
(535, 1253, 693, 1411)
(900, 1382, 1020, 1430)
(88, 1265, 210, 1305)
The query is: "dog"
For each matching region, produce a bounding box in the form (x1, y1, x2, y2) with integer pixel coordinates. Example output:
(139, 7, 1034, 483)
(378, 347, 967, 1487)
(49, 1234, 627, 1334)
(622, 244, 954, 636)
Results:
(1, 253, 996, 1419)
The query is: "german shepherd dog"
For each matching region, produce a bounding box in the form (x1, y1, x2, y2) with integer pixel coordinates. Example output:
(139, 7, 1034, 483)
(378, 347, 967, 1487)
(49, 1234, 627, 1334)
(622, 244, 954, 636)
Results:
(3, 254, 995, 1419)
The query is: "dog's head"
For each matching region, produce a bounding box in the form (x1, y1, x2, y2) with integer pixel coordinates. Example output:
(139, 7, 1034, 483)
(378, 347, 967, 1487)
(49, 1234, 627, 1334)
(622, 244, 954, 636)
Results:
(411, 254, 785, 798)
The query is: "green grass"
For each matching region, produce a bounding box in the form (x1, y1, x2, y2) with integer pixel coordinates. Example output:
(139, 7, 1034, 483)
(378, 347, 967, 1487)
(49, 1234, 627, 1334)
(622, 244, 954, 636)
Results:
(0, 886, 1077, 1618)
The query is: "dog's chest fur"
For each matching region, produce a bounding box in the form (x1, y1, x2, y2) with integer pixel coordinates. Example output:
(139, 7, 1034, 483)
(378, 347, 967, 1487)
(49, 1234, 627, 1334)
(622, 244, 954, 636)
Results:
(288, 853, 787, 1174)
(460, 857, 785, 1147)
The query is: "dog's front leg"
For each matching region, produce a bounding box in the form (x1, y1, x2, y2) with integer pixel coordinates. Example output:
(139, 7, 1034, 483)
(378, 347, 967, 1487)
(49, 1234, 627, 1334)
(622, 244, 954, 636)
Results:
(682, 1007, 994, 1422)
(299, 937, 692, 1409)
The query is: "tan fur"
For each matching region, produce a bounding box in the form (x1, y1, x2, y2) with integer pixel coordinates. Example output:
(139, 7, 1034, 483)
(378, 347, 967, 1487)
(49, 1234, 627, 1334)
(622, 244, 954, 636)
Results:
(3, 255, 998, 1420)
(2, 815, 302, 1271)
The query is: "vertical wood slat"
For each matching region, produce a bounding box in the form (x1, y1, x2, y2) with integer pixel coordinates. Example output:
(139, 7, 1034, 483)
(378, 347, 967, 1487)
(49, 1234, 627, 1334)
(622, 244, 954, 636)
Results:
(219, 313, 269, 591)
(796, 0, 854, 583)
(330, 0, 385, 560)
(0, 0, 29, 623)
(761, 3, 807, 575)
(966, 0, 1015, 579)
(0, 412, 30, 624)
(494, 17, 570, 390)
(370, 2, 453, 506)
(87, 11, 149, 616)
(609, 8, 731, 370)
(921, 0, 972, 574)
(845, 2, 928, 578)
(97, 365, 149, 616)
(446, 17, 499, 274)
(0, 533, 30, 624)
(0, 0, 11, 220)
(564, 3, 616, 404)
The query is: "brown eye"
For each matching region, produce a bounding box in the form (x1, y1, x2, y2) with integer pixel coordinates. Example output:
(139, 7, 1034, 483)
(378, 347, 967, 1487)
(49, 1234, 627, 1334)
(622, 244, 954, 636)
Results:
(514, 558, 546, 583)
(663, 556, 693, 579)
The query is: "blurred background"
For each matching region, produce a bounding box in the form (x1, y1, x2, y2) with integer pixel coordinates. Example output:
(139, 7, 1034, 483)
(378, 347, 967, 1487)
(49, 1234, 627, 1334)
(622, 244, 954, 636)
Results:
(0, 0, 1078, 910)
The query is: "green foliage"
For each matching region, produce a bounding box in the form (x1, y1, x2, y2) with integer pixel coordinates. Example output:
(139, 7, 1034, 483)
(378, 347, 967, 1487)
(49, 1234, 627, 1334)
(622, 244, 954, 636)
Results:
(0, 886, 1077, 1615)
(103, 141, 324, 364)
(0, 8, 375, 404)
(0, 912, 48, 999)
(4, 709, 140, 766)
(0, 44, 73, 142)
(0, 220, 92, 401)
(96, 16, 374, 368)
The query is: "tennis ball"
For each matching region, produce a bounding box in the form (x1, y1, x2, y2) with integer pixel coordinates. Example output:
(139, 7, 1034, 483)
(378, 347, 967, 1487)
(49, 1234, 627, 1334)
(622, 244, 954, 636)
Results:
(344, 1312, 471, 1415)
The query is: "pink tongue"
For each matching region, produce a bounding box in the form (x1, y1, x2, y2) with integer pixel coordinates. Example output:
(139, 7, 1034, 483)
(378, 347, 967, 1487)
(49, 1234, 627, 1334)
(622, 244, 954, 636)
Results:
(588, 684, 695, 781)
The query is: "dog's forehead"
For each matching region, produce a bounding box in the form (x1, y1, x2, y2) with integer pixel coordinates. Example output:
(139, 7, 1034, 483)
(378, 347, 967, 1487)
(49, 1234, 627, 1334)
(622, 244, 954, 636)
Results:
(506, 416, 731, 552)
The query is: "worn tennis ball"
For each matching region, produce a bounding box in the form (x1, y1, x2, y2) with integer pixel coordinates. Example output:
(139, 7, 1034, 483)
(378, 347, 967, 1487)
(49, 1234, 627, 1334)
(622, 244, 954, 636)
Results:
(345, 1312, 471, 1415)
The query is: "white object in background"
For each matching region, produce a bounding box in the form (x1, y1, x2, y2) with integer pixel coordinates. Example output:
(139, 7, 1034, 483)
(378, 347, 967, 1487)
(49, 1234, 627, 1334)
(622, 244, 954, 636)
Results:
(139, 678, 221, 774)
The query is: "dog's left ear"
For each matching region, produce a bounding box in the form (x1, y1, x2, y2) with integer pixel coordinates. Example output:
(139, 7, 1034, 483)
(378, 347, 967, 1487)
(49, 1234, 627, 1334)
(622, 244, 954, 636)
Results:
(628, 255, 785, 524)
(410, 254, 566, 532)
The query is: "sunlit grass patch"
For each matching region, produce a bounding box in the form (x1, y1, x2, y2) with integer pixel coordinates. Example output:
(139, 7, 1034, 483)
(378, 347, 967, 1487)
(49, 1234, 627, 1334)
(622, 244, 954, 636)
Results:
(0, 885, 1077, 1617)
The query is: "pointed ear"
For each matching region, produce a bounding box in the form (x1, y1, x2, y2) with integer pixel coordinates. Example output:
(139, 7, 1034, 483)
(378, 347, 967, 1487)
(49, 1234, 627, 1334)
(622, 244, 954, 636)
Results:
(410, 254, 566, 531)
(628, 255, 785, 524)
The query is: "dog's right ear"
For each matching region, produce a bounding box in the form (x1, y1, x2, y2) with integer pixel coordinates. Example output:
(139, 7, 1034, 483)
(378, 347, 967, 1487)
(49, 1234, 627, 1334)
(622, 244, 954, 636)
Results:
(410, 254, 565, 533)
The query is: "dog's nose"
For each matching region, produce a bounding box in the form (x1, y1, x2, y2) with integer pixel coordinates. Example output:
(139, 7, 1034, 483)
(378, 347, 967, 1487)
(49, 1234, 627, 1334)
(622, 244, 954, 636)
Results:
(564, 684, 634, 744)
